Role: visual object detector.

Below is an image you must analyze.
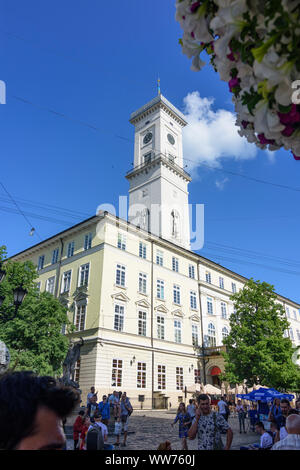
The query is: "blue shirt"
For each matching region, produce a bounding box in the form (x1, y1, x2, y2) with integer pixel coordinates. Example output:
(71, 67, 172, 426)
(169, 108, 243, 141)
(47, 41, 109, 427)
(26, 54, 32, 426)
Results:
(120, 399, 132, 416)
(98, 401, 110, 420)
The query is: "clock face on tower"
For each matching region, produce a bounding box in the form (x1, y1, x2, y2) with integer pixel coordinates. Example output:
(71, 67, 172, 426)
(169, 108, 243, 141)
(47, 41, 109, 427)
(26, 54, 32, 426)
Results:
(143, 132, 152, 145)
(167, 133, 175, 145)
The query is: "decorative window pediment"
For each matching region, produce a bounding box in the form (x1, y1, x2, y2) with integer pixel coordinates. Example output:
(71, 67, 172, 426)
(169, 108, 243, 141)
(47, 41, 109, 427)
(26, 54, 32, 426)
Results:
(135, 299, 150, 309)
(73, 286, 88, 303)
(189, 314, 200, 322)
(154, 304, 168, 314)
(111, 292, 130, 303)
(172, 309, 184, 318)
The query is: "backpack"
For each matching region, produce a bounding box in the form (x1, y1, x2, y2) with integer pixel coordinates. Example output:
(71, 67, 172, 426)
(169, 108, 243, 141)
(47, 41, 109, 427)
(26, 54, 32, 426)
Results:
(86, 424, 104, 450)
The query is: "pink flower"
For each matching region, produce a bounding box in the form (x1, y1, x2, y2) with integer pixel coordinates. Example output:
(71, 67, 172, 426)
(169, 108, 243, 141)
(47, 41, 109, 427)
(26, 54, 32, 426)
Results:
(292, 152, 300, 160)
(278, 104, 300, 125)
(229, 77, 240, 92)
(258, 134, 275, 145)
(190, 2, 201, 13)
(241, 120, 249, 129)
(281, 126, 295, 137)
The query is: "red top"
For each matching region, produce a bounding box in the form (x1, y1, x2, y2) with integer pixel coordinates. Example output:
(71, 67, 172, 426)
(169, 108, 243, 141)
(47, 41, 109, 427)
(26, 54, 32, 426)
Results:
(73, 416, 84, 440)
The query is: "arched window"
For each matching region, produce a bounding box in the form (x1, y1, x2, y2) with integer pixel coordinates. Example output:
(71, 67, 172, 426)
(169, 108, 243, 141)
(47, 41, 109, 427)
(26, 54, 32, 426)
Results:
(222, 327, 229, 343)
(207, 323, 216, 347)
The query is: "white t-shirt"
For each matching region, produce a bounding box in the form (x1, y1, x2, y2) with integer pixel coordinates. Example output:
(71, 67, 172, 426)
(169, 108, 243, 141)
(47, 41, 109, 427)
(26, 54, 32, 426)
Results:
(260, 432, 273, 448)
(88, 422, 108, 440)
(218, 400, 227, 415)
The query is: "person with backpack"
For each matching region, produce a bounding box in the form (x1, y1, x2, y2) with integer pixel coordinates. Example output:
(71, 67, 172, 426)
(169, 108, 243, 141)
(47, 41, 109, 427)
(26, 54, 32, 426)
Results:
(119, 393, 133, 447)
(86, 411, 114, 450)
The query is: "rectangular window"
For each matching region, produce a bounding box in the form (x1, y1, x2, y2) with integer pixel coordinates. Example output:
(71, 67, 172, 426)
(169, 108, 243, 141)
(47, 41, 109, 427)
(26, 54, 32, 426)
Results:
(192, 324, 198, 346)
(157, 365, 166, 390)
(290, 329, 294, 340)
(194, 369, 201, 384)
(139, 242, 147, 259)
(232, 282, 237, 293)
(286, 307, 290, 318)
(38, 255, 45, 271)
(144, 152, 152, 164)
(116, 264, 126, 287)
(190, 291, 197, 309)
(189, 265, 195, 279)
(114, 304, 124, 331)
(75, 304, 86, 331)
(74, 359, 80, 384)
(173, 285, 181, 305)
(219, 277, 224, 289)
(137, 362, 146, 388)
(206, 272, 211, 284)
(84, 232, 92, 251)
(294, 310, 297, 320)
(221, 302, 227, 319)
(46, 276, 55, 294)
(172, 257, 179, 272)
(176, 367, 183, 390)
(157, 315, 165, 340)
(79, 263, 90, 287)
(138, 272, 147, 294)
(111, 359, 122, 387)
(156, 250, 163, 266)
(174, 320, 182, 343)
(67, 241, 74, 258)
(138, 311, 147, 336)
(117, 233, 126, 250)
(157, 279, 165, 300)
(62, 270, 72, 293)
(52, 248, 59, 265)
(207, 296, 213, 315)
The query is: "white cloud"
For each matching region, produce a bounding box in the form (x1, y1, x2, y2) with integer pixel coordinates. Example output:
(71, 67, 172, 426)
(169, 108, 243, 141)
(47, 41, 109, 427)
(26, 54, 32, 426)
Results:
(182, 91, 257, 175)
(215, 177, 229, 190)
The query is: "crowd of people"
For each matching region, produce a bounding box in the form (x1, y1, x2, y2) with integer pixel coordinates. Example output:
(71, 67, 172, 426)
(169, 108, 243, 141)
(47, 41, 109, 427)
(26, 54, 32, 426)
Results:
(73, 387, 133, 450)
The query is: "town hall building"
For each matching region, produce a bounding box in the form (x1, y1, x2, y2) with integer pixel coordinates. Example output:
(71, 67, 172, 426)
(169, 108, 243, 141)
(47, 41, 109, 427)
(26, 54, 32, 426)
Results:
(11, 93, 300, 408)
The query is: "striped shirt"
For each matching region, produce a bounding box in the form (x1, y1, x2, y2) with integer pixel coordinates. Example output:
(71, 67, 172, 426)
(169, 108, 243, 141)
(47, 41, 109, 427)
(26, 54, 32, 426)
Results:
(272, 434, 300, 450)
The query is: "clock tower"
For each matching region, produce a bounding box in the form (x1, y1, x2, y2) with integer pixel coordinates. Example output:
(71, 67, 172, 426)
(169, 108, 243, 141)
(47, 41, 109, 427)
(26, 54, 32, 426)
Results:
(126, 93, 191, 250)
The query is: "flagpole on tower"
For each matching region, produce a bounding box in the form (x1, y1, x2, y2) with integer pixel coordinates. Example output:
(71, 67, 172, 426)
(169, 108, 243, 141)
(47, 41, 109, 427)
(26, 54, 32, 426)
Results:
(157, 76, 161, 96)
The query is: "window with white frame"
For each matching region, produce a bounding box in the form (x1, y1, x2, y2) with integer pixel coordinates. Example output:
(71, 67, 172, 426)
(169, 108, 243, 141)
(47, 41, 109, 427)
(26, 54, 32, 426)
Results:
(111, 359, 122, 387)
(294, 310, 297, 320)
(138, 310, 147, 336)
(207, 323, 216, 346)
(173, 285, 181, 305)
(62, 270, 71, 293)
(192, 324, 199, 346)
(222, 326, 229, 342)
(221, 302, 227, 319)
(74, 359, 80, 383)
(156, 279, 165, 300)
(174, 320, 182, 343)
(157, 365, 166, 390)
(206, 272, 211, 284)
(144, 152, 152, 164)
(172, 257, 179, 272)
(157, 315, 165, 340)
(297, 329, 300, 341)
(189, 264, 195, 279)
(219, 277, 224, 289)
(75, 304, 86, 331)
(38, 255, 45, 271)
(207, 296, 213, 315)
(194, 369, 201, 384)
(67, 241, 74, 258)
(232, 282, 237, 293)
(139, 242, 146, 259)
(190, 291, 197, 309)
(84, 232, 92, 251)
(51, 248, 59, 265)
(156, 250, 163, 266)
(46, 276, 55, 294)
(117, 233, 126, 250)
(79, 263, 90, 287)
(290, 328, 294, 340)
(286, 307, 290, 318)
(176, 367, 183, 390)
(138, 272, 147, 294)
(114, 304, 124, 331)
(137, 362, 146, 388)
(116, 264, 126, 287)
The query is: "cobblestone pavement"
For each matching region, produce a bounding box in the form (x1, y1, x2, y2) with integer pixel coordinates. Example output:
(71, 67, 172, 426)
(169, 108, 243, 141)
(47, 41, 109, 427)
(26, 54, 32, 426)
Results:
(67, 410, 259, 451)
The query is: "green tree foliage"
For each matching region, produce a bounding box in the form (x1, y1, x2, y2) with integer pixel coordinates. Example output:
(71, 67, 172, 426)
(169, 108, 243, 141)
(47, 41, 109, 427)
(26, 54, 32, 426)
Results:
(222, 279, 300, 392)
(0, 246, 71, 376)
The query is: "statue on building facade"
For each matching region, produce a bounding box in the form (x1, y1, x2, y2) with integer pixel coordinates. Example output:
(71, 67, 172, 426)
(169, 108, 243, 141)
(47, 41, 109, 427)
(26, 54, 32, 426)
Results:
(60, 337, 84, 388)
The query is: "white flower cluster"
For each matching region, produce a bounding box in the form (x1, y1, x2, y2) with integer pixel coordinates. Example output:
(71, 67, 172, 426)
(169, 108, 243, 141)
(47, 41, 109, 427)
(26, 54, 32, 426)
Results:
(176, 0, 300, 159)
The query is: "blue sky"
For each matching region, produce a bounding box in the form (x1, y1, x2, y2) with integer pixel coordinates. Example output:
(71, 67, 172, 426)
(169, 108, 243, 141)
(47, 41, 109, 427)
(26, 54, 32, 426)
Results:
(1, 0, 300, 304)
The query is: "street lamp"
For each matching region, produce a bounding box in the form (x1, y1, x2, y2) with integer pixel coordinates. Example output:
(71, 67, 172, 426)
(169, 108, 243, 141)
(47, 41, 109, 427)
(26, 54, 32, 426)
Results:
(12, 286, 27, 317)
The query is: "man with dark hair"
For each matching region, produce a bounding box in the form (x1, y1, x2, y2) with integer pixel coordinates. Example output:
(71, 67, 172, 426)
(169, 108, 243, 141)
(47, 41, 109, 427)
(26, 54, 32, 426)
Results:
(240, 421, 273, 450)
(0, 371, 80, 450)
(188, 394, 233, 450)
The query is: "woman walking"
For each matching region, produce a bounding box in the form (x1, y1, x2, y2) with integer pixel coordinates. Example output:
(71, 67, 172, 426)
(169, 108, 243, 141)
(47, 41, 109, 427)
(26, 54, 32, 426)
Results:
(171, 402, 192, 450)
